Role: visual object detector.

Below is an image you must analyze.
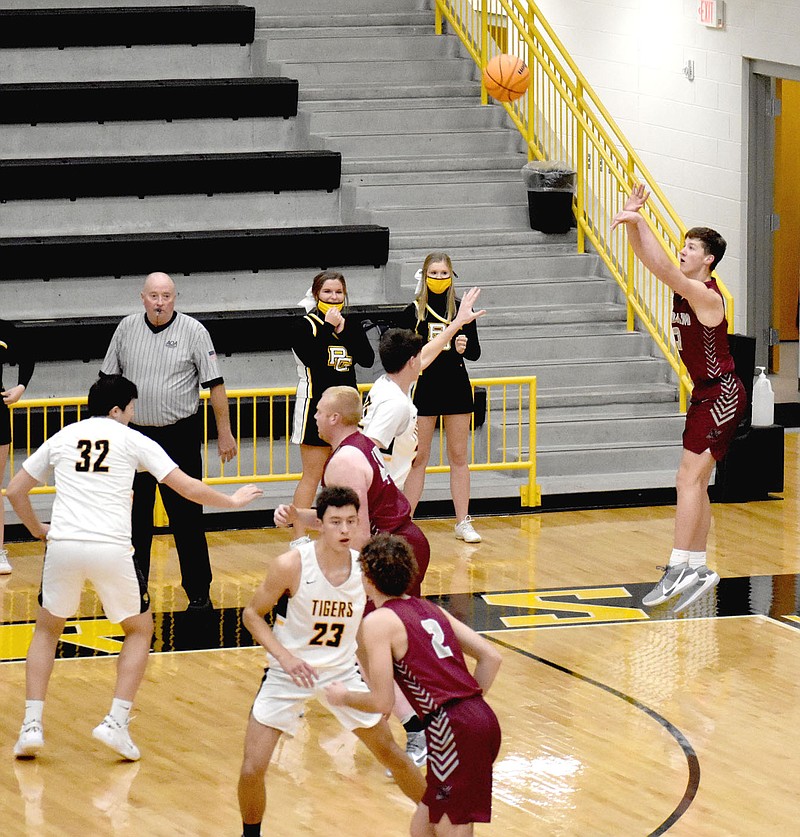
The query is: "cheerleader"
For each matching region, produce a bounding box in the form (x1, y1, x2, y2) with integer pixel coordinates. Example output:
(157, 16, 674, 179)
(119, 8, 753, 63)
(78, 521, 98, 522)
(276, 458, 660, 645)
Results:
(289, 271, 374, 544)
(400, 253, 482, 543)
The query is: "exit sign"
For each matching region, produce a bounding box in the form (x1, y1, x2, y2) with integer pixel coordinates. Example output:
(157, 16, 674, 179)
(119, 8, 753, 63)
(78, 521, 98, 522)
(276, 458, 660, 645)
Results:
(698, 0, 724, 28)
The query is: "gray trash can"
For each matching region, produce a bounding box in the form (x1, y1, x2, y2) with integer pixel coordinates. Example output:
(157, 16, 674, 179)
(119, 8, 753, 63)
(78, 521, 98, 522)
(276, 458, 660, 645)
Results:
(521, 161, 576, 233)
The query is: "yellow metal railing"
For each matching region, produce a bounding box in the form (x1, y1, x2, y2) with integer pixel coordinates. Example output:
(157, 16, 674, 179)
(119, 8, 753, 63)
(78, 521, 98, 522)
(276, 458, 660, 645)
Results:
(3, 376, 541, 509)
(434, 0, 734, 410)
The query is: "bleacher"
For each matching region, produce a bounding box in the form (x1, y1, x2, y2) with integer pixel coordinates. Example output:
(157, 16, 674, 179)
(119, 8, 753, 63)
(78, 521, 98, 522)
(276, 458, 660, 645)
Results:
(0, 3, 393, 398)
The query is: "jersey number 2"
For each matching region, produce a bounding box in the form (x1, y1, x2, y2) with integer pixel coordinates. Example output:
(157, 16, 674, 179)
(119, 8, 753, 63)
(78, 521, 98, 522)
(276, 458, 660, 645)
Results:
(420, 618, 454, 660)
(75, 439, 110, 473)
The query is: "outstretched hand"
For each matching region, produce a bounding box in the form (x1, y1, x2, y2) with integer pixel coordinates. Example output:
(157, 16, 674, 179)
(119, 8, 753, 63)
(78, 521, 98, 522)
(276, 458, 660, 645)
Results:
(231, 484, 263, 508)
(455, 287, 487, 326)
(611, 183, 650, 231)
(274, 503, 298, 528)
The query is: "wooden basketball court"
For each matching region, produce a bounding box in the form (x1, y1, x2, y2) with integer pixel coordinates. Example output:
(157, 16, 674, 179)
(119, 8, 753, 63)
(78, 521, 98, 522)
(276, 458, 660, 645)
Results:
(2, 433, 799, 835)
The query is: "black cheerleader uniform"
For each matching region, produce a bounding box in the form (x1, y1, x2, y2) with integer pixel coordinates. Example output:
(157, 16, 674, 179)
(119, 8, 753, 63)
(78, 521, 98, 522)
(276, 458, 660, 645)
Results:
(0, 320, 35, 445)
(400, 293, 480, 417)
(290, 309, 374, 446)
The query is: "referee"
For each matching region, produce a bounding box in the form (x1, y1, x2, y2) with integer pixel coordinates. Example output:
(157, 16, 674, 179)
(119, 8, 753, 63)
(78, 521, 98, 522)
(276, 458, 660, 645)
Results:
(100, 272, 237, 610)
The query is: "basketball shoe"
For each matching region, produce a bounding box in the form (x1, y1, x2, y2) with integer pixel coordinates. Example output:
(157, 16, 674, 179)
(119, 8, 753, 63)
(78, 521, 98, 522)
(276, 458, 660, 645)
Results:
(14, 721, 44, 758)
(93, 715, 140, 761)
(455, 516, 481, 543)
(0, 548, 12, 574)
(672, 567, 720, 614)
(641, 564, 698, 607)
(405, 730, 428, 767)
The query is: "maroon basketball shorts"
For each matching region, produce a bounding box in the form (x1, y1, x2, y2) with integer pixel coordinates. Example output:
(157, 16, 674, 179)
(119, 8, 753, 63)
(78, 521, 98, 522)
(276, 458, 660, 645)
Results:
(392, 519, 430, 597)
(424, 695, 501, 826)
(683, 373, 747, 460)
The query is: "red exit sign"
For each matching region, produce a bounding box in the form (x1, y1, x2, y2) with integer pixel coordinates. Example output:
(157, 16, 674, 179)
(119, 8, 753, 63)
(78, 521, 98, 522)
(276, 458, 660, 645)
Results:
(698, 0, 724, 28)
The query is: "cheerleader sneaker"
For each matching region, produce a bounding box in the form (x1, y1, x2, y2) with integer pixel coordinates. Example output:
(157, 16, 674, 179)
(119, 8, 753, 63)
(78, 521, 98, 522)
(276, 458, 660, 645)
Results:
(14, 721, 44, 758)
(0, 548, 12, 574)
(92, 715, 140, 761)
(455, 516, 481, 543)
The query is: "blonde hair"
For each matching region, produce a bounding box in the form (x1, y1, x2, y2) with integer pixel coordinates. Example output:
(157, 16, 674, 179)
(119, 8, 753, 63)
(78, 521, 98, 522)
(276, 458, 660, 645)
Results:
(322, 386, 362, 427)
(414, 252, 457, 323)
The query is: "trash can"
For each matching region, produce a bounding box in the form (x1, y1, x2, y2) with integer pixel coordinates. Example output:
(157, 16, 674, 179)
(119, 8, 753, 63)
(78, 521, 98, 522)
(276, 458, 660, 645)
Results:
(521, 161, 576, 233)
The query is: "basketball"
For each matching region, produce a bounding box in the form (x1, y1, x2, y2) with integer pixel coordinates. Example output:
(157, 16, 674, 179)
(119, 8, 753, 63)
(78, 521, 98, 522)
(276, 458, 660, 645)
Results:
(482, 54, 530, 102)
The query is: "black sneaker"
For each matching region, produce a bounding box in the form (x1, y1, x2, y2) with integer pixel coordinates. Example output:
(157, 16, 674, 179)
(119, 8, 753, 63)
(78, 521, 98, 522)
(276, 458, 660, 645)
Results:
(187, 595, 213, 611)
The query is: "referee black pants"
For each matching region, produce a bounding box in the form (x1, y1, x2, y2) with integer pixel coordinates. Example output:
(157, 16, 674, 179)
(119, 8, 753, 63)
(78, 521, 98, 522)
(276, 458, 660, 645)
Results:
(130, 412, 212, 602)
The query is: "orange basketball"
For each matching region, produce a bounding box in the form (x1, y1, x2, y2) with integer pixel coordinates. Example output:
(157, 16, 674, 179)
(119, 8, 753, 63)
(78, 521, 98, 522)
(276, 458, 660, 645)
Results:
(482, 54, 530, 102)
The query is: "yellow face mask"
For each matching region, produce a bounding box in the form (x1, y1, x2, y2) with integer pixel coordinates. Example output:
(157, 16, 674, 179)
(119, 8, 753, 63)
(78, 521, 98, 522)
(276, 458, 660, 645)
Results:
(426, 277, 451, 295)
(317, 300, 344, 315)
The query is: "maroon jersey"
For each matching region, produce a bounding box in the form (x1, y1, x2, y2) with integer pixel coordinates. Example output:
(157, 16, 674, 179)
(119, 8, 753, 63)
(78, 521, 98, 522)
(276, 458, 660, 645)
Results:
(323, 431, 412, 533)
(383, 597, 482, 716)
(671, 278, 736, 386)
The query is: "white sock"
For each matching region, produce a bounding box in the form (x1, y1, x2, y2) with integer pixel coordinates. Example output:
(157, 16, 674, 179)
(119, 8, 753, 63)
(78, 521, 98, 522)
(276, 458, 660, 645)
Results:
(688, 551, 707, 570)
(668, 549, 690, 567)
(109, 698, 133, 725)
(24, 700, 44, 725)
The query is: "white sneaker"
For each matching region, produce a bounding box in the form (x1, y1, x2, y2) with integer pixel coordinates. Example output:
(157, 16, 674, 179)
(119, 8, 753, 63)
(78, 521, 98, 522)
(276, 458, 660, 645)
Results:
(14, 721, 44, 758)
(92, 715, 140, 761)
(0, 548, 12, 575)
(454, 516, 481, 543)
(289, 535, 312, 549)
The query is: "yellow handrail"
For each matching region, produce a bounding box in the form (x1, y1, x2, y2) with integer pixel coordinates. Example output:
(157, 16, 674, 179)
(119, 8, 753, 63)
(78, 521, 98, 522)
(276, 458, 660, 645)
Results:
(435, 0, 734, 411)
(3, 376, 541, 509)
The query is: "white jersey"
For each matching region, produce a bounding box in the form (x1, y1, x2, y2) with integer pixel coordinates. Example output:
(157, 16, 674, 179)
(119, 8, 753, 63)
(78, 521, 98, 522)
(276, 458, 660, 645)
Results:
(22, 416, 177, 545)
(360, 373, 418, 490)
(269, 539, 365, 671)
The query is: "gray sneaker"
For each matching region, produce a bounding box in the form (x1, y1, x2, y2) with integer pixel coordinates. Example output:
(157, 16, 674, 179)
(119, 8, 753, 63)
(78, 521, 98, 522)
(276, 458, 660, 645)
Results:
(641, 564, 698, 607)
(405, 729, 427, 767)
(672, 567, 720, 614)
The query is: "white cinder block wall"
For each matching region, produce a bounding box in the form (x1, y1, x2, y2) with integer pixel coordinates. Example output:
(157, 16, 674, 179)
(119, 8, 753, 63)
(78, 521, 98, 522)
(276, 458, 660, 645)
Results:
(533, 0, 800, 333)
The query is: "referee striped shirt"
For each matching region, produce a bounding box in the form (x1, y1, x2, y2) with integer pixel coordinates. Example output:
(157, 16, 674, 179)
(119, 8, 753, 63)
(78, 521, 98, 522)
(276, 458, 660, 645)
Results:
(100, 312, 223, 427)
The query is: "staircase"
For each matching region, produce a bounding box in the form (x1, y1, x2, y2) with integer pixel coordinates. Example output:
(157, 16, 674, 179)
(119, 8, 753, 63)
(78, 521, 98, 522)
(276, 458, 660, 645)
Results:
(2, 0, 684, 513)
(250, 0, 683, 499)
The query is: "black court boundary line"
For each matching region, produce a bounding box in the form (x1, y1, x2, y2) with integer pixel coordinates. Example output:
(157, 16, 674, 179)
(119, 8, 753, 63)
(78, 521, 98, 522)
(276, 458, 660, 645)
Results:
(487, 635, 699, 836)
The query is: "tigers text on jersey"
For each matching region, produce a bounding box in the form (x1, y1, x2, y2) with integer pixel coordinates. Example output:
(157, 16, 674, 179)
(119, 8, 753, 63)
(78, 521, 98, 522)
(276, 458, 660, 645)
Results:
(269, 539, 366, 671)
(360, 374, 418, 490)
(22, 416, 177, 544)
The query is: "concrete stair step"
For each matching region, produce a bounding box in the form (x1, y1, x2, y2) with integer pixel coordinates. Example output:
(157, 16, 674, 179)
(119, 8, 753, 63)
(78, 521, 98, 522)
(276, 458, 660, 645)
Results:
(256, 12, 435, 29)
(263, 34, 461, 62)
(389, 228, 571, 250)
(283, 58, 474, 86)
(328, 130, 523, 159)
(355, 204, 529, 231)
(387, 242, 578, 262)
(342, 151, 528, 174)
(3, 0, 215, 6)
(257, 25, 437, 41)
(0, 117, 307, 159)
(251, 0, 429, 14)
(0, 44, 252, 84)
(538, 402, 681, 421)
(0, 192, 341, 237)
(476, 331, 653, 361)
(525, 414, 686, 446)
(486, 306, 627, 330)
(302, 97, 485, 113)
(344, 179, 528, 208)
(299, 81, 482, 102)
(343, 168, 522, 188)
(535, 384, 678, 409)
(309, 104, 508, 135)
(470, 357, 670, 388)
